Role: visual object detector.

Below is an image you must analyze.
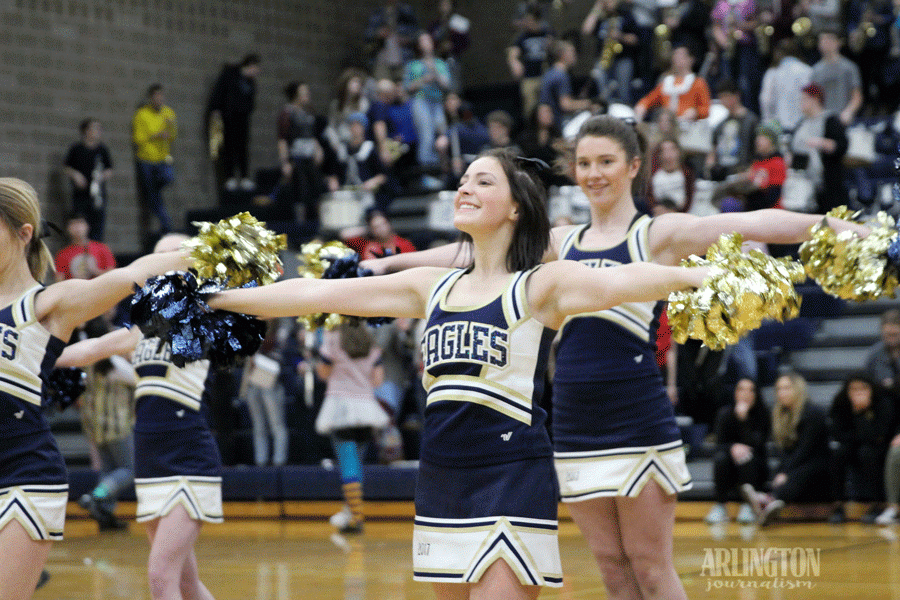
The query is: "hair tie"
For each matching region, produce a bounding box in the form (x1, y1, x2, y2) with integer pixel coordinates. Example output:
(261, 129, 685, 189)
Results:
(40, 220, 64, 239)
(514, 156, 551, 173)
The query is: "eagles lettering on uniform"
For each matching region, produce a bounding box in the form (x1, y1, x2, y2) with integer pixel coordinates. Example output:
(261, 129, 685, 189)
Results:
(132, 337, 208, 414)
(422, 321, 508, 369)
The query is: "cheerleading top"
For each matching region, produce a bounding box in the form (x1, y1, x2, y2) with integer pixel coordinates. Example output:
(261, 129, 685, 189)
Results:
(132, 336, 211, 433)
(0, 285, 67, 439)
(419, 267, 556, 467)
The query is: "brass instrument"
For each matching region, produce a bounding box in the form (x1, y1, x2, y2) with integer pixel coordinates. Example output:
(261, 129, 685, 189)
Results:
(755, 24, 775, 55)
(654, 2, 682, 67)
(600, 15, 624, 70)
(849, 4, 877, 54)
(792, 16, 816, 50)
(208, 112, 224, 161)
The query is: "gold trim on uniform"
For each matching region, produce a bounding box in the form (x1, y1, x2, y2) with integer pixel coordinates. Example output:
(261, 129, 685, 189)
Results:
(0, 484, 68, 540)
(135, 475, 223, 523)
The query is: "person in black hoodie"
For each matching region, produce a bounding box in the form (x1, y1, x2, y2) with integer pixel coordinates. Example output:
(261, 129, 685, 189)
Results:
(208, 53, 261, 192)
(706, 378, 770, 524)
(742, 370, 831, 526)
(828, 372, 894, 523)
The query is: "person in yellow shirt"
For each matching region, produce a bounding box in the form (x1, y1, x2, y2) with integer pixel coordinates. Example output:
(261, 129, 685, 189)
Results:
(133, 84, 177, 234)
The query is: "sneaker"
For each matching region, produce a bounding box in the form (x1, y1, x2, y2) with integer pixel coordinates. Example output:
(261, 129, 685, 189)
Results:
(828, 505, 847, 524)
(875, 506, 898, 526)
(759, 499, 785, 527)
(329, 505, 353, 529)
(705, 503, 729, 524)
(338, 521, 364, 535)
(860, 505, 882, 525)
(736, 503, 756, 524)
(240, 178, 256, 191)
(740, 484, 762, 519)
(79, 493, 124, 530)
(225, 178, 239, 191)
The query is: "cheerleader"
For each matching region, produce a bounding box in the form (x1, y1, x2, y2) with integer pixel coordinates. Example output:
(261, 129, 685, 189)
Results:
(57, 234, 220, 600)
(207, 148, 708, 599)
(363, 115, 869, 599)
(0, 179, 189, 600)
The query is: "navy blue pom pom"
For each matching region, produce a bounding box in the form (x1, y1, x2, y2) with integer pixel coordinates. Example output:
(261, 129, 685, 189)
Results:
(888, 235, 900, 269)
(44, 367, 86, 411)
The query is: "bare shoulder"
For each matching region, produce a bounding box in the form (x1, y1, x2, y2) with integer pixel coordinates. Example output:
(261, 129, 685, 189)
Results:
(548, 224, 580, 260)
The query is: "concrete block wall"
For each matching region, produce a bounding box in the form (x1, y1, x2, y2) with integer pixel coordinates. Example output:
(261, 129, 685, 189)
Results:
(0, 0, 386, 254)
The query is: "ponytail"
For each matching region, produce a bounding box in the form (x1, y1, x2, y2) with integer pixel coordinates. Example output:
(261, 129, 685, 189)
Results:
(0, 178, 54, 281)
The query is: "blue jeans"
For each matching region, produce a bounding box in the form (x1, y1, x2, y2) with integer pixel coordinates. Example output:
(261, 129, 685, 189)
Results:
(411, 96, 447, 168)
(135, 160, 174, 232)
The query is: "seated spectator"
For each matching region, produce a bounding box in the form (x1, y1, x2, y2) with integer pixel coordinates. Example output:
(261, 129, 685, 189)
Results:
(648, 137, 694, 212)
(742, 370, 831, 526)
(634, 44, 711, 122)
(706, 378, 771, 524)
(711, 122, 786, 211)
(443, 93, 489, 178)
(482, 110, 522, 153)
(341, 208, 416, 261)
(864, 308, 900, 396)
(54, 212, 116, 282)
(277, 81, 328, 223)
(326, 113, 391, 211)
(516, 103, 568, 186)
(707, 79, 759, 182)
(828, 372, 893, 523)
(368, 78, 420, 191)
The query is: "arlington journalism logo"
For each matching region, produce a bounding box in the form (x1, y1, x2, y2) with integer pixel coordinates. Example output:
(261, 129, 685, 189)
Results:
(700, 547, 821, 592)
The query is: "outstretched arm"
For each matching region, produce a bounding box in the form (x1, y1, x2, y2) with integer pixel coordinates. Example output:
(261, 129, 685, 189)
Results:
(56, 327, 142, 368)
(207, 267, 446, 321)
(650, 210, 870, 266)
(528, 260, 707, 330)
(37, 249, 193, 342)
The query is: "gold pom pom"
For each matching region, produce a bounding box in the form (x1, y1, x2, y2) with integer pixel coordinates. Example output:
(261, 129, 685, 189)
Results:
(799, 206, 899, 301)
(184, 212, 287, 287)
(295, 240, 359, 330)
(668, 233, 806, 350)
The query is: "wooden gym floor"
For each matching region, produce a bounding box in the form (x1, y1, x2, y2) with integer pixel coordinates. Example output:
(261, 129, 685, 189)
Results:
(32, 501, 900, 599)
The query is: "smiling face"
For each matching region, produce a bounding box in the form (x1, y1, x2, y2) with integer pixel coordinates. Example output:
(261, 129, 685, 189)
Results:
(453, 156, 518, 235)
(575, 135, 640, 209)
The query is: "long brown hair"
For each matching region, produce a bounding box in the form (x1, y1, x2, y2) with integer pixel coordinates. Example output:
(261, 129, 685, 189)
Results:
(772, 371, 809, 449)
(339, 322, 374, 359)
(0, 178, 53, 281)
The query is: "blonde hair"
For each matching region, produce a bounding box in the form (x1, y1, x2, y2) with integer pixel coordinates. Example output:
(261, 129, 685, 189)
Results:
(772, 371, 808, 449)
(0, 178, 53, 281)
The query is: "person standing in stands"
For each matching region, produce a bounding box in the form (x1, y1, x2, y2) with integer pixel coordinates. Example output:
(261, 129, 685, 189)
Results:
(132, 83, 177, 236)
(63, 118, 113, 241)
(208, 54, 261, 192)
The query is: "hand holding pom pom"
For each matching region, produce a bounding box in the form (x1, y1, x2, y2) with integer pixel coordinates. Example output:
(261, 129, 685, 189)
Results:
(44, 367, 86, 411)
(668, 233, 806, 350)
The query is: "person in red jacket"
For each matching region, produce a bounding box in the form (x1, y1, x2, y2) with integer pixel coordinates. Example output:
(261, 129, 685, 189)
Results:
(54, 212, 116, 282)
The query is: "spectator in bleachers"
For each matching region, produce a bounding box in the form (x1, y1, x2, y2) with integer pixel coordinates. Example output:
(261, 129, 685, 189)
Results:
(789, 82, 849, 213)
(516, 103, 568, 186)
(864, 308, 900, 395)
(63, 118, 113, 241)
(326, 68, 372, 154)
(315, 323, 387, 534)
(712, 122, 786, 211)
(132, 83, 176, 235)
(846, 0, 893, 113)
(278, 81, 328, 224)
(482, 110, 522, 154)
(539, 39, 591, 130)
(443, 93, 489, 178)
(428, 0, 471, 92)
(369, 78, 420, 193)
(240, 319, 291, 468)
(706, 378, 771, 524)
(827, 372, 893, 523)
(634, 45, 711, 122)
(326, 113, 391, 212)
(811, 28, 863, 125)
(507, 3, 554, 120)
(664, 0, 711, 74)
(354, 208, 417, 260)
(581, 0, 641, 105)
(404, 32, 451, 172)
(206, 53, 260, 192)
(759, 38, 813, 133)
(365, 0, 419, 81)
(54, 212, 116, 282)
(710, 0, 762, 113)
(742, 370, 832, 526)
(649, 137, 695, 212)
(707, 79, 759, 182)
